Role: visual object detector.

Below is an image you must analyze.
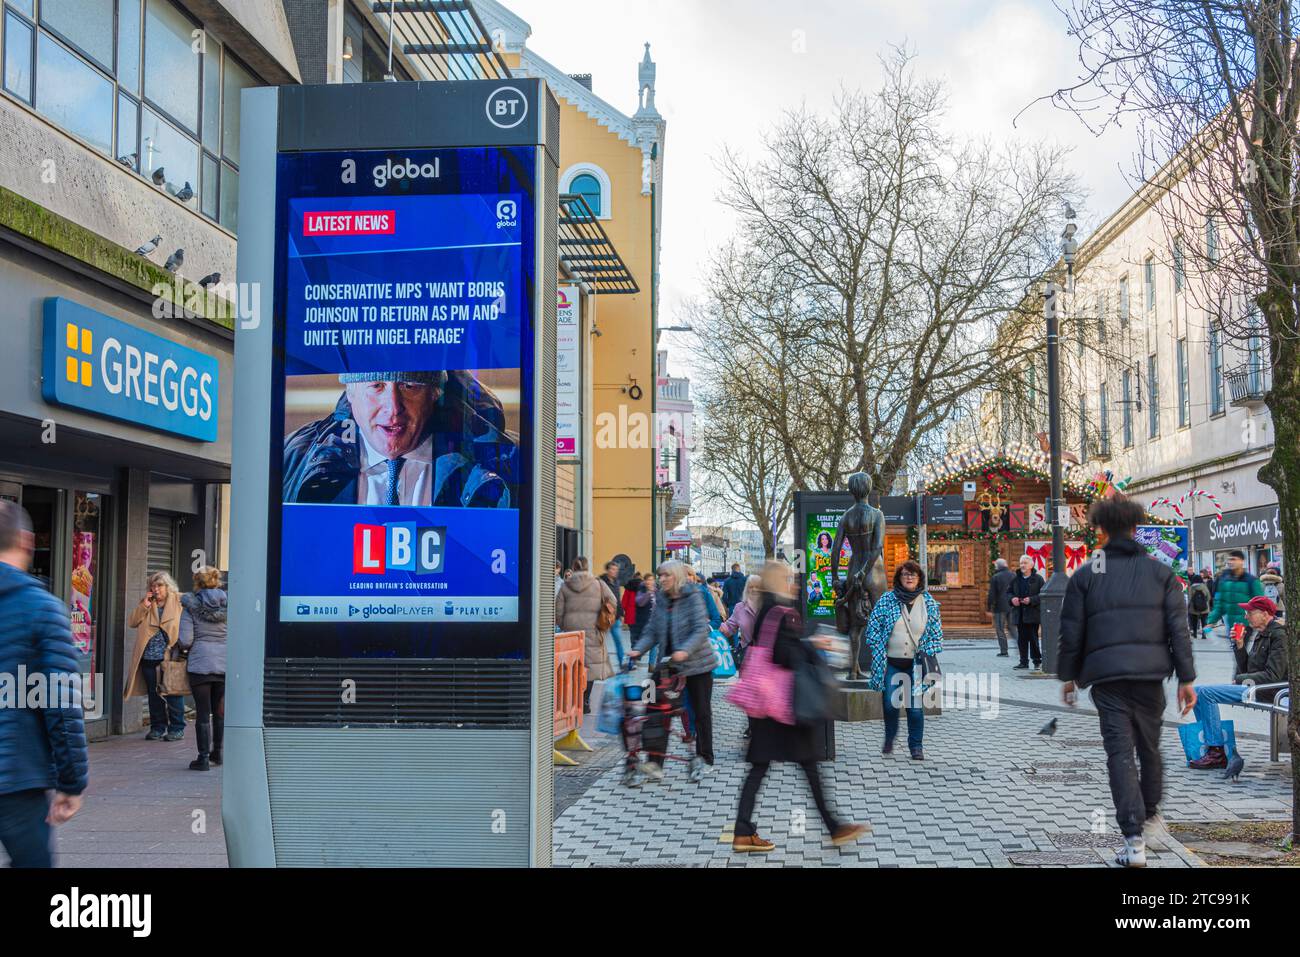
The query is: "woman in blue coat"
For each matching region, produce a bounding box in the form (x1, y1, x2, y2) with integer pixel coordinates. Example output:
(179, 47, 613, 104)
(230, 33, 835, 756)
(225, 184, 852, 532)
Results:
(865, 560, 944, 760)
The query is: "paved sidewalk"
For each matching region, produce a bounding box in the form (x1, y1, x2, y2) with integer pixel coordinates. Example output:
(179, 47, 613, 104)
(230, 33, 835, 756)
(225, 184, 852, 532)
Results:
(50, 732, 227, 868)
(553, 642, 1292, 868)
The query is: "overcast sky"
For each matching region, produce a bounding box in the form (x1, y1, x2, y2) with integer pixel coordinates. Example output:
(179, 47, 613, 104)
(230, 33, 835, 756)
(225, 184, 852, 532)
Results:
(505, 0, 1140, 334)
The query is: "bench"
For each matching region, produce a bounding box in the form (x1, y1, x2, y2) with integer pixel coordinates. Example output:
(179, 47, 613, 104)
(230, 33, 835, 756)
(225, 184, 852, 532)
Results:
(1235, 683, 1291, 762)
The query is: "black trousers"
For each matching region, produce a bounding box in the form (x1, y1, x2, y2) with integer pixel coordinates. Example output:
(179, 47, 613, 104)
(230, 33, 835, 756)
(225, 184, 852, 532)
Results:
(191, 678, 225, 753)
(1092, 680, 1165, 838)
(1188, 612, 1207, 636)
(684, 672, 714, 765)
(735, 761, 839, 837)
(1016, 623, 1041, 666)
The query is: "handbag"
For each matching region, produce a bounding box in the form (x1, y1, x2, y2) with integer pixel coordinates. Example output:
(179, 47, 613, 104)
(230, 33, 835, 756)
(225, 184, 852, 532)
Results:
(793, 639, 836, 725)
(156, 644, 191, 698)
(596, 595, 616, 633)
(725, 607, 795, 725)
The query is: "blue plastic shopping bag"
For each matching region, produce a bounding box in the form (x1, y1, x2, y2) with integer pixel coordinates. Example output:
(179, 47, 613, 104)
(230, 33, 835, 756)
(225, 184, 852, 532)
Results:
(596, 672, 629, 735)
(1178, 719, 1238, 763)
(710, 629, 736, 678)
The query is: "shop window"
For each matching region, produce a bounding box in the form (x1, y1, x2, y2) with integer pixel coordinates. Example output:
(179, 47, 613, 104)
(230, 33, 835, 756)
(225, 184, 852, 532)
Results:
(41, 0, 113, 70)
(35, 33, 113, 154)
(144, 0, 201, 134)
(928, 544, 961, 589)
(71, 492, 103, 710)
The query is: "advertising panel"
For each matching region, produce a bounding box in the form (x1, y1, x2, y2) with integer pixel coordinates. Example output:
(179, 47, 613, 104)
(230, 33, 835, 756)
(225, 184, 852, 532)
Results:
(269, 146, 536, 657)
(806, 509, 851, 623)
(556, 285, 580, 458)
(1136, 525, 1191, 580)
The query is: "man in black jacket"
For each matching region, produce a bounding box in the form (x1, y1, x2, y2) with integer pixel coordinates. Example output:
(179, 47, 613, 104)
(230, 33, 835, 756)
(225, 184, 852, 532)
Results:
(1188, 595, 1289, 770)
(1008, 555, 1045, 669)
(986, 558, 1015, 658)
(1059, 496, 1197, 868)
(0, 501, 88, 867)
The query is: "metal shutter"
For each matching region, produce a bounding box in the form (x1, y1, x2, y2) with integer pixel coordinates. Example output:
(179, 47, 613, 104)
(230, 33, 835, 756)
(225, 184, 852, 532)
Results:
(146, 511, 177, 580)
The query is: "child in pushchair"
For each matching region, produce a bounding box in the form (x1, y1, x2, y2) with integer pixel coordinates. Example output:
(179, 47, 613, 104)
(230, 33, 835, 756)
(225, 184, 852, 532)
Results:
(621, 659, 691, 787)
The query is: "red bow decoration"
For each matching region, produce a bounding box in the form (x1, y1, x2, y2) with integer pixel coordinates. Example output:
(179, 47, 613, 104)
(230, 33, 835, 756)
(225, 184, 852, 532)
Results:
(1064, 544, 1087, 571)
(1025, 544, 1052, 570)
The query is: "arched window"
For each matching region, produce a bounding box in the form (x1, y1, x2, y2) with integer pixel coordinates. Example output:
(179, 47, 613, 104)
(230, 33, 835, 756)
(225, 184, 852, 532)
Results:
(561, 164, 612, 220)
(570, 173, 602, 217)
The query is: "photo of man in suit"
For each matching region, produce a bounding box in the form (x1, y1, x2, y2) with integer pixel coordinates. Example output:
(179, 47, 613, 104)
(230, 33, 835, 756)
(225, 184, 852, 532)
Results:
(282, 369, 518, 508)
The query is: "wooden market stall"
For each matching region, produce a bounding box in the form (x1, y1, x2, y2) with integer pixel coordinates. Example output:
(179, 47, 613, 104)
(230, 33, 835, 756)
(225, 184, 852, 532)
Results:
(905, 445, 1102, 630)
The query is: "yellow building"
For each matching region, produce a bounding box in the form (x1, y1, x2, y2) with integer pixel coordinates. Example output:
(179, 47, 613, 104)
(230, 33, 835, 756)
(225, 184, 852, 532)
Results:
(479, 1, 666, 575)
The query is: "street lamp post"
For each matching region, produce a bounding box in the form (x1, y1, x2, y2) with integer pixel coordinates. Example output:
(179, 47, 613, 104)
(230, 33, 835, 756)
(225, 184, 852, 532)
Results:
(1040, 212, 1078, 675)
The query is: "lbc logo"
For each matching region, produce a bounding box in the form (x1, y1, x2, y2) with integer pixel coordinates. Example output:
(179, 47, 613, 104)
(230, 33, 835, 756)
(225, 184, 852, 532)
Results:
(353, 523, 446, 575)
(486, 86, 528, 129)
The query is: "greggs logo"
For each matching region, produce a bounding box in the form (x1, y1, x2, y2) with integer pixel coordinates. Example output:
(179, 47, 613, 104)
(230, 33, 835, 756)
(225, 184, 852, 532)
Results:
(353, 523, 446, 575)
(303, 211, 396, 236)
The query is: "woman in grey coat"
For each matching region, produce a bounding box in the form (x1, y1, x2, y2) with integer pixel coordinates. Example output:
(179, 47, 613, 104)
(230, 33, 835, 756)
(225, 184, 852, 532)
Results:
(177, 566, 227, 771)
(629, 561, 717, 783)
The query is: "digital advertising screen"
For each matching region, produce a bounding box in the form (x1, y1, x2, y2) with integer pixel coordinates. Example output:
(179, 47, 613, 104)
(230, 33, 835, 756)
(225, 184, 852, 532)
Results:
(267, 146, 537, 659)
(805, 510, 851, 623)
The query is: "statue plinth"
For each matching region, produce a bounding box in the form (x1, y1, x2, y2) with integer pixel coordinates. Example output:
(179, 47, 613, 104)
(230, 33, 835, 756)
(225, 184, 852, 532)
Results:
(832, 677, 944, 722)
(832, 679, 882, 722)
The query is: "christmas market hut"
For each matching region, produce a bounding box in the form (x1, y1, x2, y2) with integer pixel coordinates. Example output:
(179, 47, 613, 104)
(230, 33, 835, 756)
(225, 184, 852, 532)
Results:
(897, 444, 1104, 630)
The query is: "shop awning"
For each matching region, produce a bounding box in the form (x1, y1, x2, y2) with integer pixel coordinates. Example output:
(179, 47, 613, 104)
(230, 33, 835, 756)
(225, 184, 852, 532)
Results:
(558, 194, 639, 295)
(369, 1, 512, 81)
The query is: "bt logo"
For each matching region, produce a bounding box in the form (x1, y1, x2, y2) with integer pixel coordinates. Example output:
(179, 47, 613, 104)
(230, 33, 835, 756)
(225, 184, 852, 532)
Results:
(496, 199, 518, 228)
(486, 86, 528, 129)
(353, 523, 446, 575)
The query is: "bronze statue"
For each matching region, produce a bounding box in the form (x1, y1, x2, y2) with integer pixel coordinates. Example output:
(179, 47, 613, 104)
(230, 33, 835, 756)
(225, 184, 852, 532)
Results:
(830, 472, 886, 681)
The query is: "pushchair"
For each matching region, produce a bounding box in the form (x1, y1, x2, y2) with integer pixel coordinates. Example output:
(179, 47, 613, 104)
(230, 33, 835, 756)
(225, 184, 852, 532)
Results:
(621, 660, 692, 786)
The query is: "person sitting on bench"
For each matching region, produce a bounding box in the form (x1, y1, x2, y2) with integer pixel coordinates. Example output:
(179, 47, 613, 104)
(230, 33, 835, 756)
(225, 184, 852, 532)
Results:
(1188, 596, 1289, 770)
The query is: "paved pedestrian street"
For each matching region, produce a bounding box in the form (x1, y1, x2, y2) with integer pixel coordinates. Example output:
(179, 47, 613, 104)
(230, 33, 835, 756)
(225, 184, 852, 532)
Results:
(553, 641, 1292, 868)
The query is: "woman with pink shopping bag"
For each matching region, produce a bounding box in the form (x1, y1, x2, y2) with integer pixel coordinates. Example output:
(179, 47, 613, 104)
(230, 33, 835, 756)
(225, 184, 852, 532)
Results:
(726, 561, 870, 853)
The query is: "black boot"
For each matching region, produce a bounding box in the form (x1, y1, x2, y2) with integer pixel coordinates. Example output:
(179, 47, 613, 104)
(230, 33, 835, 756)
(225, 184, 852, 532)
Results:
(189, 720, 211, 771)
(209, 716, 224, 766)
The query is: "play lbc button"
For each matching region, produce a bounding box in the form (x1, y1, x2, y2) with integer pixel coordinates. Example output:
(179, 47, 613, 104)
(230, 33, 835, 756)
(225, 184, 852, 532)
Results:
(486, 86, 528, 129)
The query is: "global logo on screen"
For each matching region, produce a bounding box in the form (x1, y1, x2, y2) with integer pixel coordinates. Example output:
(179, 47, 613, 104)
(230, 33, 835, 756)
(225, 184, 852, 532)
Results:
(353, 523, 446, 575)
(496, 199, 518, 228)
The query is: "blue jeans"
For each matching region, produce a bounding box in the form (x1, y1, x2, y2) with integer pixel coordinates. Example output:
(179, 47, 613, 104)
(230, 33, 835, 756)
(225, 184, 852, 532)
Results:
(0, 789, 52, 867)
(883, 659, 925, 751)
(1192, 683, 1247, 747)
(609, 621, 626, 666)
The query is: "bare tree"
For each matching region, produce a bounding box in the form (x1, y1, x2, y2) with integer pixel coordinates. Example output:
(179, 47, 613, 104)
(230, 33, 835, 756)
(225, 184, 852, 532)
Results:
(1049, 0, 1300, 844)
(691, 379, 794, 558)
(690, 51, 1080, 498)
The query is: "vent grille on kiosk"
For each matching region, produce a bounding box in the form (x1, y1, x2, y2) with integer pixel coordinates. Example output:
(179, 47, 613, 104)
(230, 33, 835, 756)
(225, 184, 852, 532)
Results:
(263, 659, 530, 728)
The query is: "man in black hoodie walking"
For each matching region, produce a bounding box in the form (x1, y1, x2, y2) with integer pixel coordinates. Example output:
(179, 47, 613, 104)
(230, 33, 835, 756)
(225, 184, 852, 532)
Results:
(1058, 495, 1197, 868)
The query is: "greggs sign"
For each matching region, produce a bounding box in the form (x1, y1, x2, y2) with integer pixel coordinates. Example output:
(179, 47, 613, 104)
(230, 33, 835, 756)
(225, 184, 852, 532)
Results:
(41, 298, 220, 442)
